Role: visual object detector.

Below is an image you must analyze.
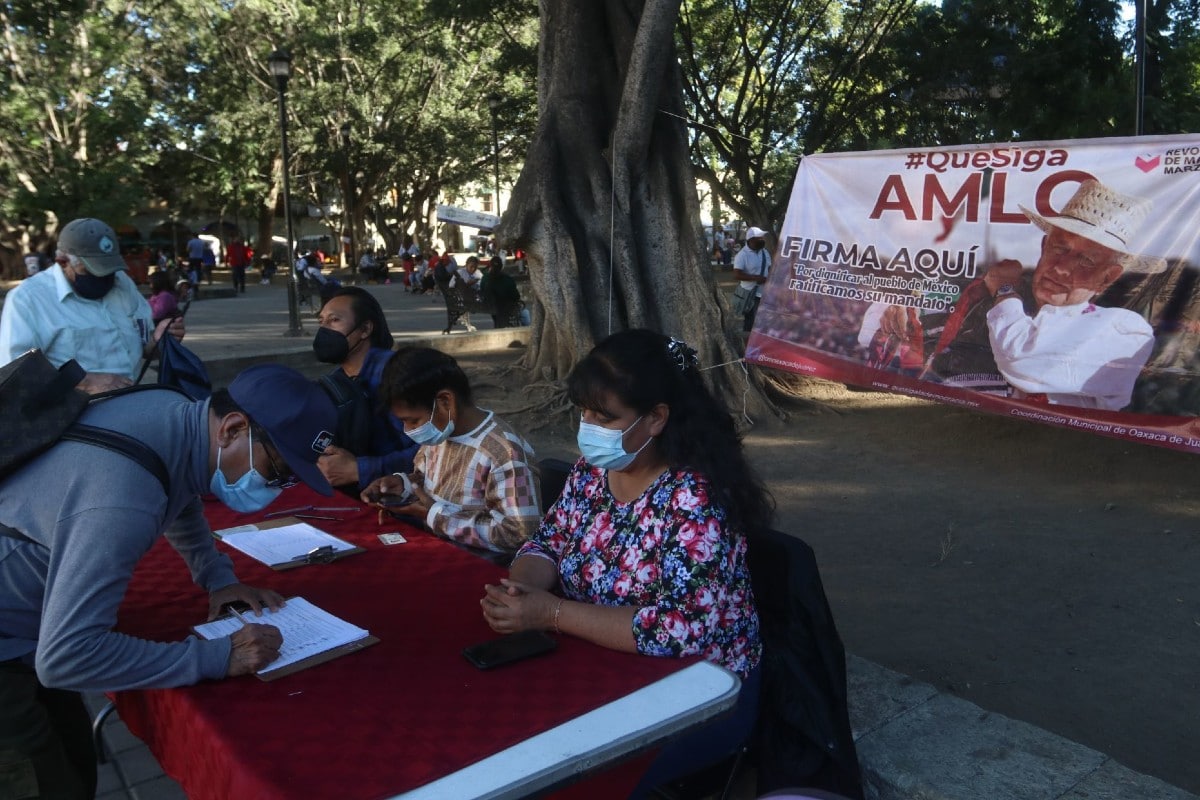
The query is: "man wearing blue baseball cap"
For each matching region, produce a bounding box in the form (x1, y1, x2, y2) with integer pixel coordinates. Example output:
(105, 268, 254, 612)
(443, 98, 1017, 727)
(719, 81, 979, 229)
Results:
(0, 364, 336, 799)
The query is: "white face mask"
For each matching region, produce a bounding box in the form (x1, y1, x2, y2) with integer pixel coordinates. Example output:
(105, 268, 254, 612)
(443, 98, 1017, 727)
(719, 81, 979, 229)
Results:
(576, 415, 651, 471)
(404, 402, 455, 446)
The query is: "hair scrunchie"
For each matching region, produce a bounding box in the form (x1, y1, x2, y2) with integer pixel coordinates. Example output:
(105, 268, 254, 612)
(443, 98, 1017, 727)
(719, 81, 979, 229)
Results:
(666, 336, 699, 372)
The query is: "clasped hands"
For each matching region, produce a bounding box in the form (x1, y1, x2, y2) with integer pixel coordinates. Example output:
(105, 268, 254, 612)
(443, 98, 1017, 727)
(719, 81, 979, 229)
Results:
(480, 579, 558, 635)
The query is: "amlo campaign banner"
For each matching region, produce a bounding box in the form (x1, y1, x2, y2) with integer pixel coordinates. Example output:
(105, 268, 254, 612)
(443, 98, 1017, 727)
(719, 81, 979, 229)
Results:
(745, 134, 1200, 454)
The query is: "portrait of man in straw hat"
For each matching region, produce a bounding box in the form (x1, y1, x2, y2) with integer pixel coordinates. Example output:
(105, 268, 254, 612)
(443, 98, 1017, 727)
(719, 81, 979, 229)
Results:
(931, 177, 1166, 410)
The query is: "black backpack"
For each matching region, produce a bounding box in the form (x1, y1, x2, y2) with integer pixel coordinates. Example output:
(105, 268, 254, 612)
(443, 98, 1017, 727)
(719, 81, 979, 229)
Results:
(0, 350, 172, 495)
(317, 367, 373, 457)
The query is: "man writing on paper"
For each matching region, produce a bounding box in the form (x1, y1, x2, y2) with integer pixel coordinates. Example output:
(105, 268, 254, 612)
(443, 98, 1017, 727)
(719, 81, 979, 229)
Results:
(0, 364, 337, 800)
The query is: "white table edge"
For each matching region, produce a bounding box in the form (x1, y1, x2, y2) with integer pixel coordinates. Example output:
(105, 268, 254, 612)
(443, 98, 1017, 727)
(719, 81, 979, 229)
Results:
(393, 660, 742, 800)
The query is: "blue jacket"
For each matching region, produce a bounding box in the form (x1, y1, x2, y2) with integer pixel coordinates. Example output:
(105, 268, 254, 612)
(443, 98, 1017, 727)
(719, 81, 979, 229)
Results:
(348, 347, 417, 490)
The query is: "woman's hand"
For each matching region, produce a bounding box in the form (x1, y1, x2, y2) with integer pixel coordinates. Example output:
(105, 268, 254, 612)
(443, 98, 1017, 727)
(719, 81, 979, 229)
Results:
(480, 579, 558, 634)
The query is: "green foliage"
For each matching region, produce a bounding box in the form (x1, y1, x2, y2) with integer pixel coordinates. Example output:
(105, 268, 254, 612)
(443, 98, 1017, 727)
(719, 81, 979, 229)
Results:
(678, 0, 921, 230)
(0, 0, 160, 240)
(885, 0, 1129, 144)
(676, 0, 1200, 236)
(0, 0, 536, 273)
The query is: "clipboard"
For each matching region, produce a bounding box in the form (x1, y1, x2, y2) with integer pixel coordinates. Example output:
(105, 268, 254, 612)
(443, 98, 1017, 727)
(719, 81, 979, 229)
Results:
(257, 635, 380, 682)
(195, 597, 380, 681)
(213, 516, 365, 570)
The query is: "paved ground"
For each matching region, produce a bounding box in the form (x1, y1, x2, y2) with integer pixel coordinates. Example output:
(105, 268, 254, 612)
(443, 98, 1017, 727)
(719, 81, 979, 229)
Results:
(3, 267, 1195, 799)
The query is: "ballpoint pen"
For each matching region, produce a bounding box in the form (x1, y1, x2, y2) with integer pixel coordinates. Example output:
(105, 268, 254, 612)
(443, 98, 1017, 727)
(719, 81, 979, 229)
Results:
(264, 505, 357, 518)
(289, 545, 337, 565)
(293, 513, 339, 521)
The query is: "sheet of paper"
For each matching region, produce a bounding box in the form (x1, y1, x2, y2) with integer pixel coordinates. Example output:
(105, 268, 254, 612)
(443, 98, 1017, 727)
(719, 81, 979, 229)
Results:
(194, 597, 370, 675)
(215, 521, 356, 567)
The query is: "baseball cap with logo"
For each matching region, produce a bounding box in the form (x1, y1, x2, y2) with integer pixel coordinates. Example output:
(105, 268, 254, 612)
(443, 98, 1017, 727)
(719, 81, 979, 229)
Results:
(57, 218, 128, 276)
(228, 364, 338, 496)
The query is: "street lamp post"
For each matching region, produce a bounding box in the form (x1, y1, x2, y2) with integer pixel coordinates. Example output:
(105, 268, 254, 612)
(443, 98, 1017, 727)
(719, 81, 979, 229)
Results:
(269, 49, 303, 336)
(486, 92, 502, 227)
(340, 122, 356, 274)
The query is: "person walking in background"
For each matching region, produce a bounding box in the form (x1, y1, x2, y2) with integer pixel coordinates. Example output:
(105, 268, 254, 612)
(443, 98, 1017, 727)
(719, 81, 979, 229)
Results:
(200, 240, 217, 285)
(185, 232, 206, 286)
(226, 233, 251, 294)
(733, 226, 771, 332)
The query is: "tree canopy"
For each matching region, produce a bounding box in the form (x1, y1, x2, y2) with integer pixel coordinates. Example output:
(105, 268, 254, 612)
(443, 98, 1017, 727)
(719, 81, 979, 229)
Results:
(2, 0, 1198, 284)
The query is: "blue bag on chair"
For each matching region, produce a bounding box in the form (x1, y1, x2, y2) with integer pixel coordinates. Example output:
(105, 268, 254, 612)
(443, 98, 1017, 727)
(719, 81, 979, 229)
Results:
(155, 334, 212, 400)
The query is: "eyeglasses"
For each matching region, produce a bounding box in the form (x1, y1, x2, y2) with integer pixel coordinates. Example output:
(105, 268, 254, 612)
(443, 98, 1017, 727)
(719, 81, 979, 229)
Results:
(254, 429, 298, 489)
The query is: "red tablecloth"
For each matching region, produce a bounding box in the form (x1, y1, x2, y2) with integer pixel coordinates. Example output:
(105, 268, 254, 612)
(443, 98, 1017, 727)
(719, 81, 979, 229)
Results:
(111, 486, 684, 800)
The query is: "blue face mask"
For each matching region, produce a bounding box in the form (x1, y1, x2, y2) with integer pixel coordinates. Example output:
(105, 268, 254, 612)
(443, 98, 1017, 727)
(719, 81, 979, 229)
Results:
(577, 415, 651, 471)
(210, 427, 283, 513)
(405, 402, 455, 446)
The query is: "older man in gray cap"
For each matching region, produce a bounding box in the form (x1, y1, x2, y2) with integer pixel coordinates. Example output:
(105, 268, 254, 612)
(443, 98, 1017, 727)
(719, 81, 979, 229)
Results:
(0, 217, 185, 393)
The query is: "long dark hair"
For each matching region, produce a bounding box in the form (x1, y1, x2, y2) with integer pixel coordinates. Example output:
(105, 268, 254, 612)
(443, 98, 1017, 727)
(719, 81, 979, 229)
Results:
(325, 286, 393, 349)
(149, 270, 172, 294)
(567, 328, 774, 533)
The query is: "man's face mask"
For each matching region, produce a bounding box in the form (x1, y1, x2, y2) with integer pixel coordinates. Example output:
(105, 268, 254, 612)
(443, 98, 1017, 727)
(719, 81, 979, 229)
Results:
(209, 427, 283, 513)
(313, 327, 352, 364)
(71, 263, 116, 300)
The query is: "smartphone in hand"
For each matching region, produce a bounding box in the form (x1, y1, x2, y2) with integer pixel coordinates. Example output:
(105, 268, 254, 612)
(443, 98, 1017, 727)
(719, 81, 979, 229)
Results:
(376, 491, 416, 506)
(367, 473, 416, 506)
(462, 630, 558, 670)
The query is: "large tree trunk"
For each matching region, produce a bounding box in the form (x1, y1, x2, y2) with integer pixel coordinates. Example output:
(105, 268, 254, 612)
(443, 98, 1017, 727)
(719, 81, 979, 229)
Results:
(503, 0, 773, 417)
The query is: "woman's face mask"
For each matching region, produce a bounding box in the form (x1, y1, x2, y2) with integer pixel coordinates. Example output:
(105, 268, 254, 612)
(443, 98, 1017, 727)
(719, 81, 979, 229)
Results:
(576, 415, 651, 471)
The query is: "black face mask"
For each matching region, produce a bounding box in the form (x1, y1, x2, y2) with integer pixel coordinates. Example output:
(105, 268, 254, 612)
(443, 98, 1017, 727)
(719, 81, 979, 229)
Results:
(72, 269, 116, 300)
(313, 326, 352, 364)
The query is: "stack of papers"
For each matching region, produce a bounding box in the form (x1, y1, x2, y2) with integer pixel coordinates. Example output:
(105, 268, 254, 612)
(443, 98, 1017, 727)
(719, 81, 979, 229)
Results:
(194, 597, 373, 676)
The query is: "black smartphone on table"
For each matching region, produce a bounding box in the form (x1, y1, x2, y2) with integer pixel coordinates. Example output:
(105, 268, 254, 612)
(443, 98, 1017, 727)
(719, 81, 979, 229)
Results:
(462, 630, 558, 670)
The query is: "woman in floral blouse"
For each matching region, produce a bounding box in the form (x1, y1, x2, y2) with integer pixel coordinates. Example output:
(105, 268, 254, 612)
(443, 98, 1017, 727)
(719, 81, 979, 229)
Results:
(481, 328, 773, 796)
